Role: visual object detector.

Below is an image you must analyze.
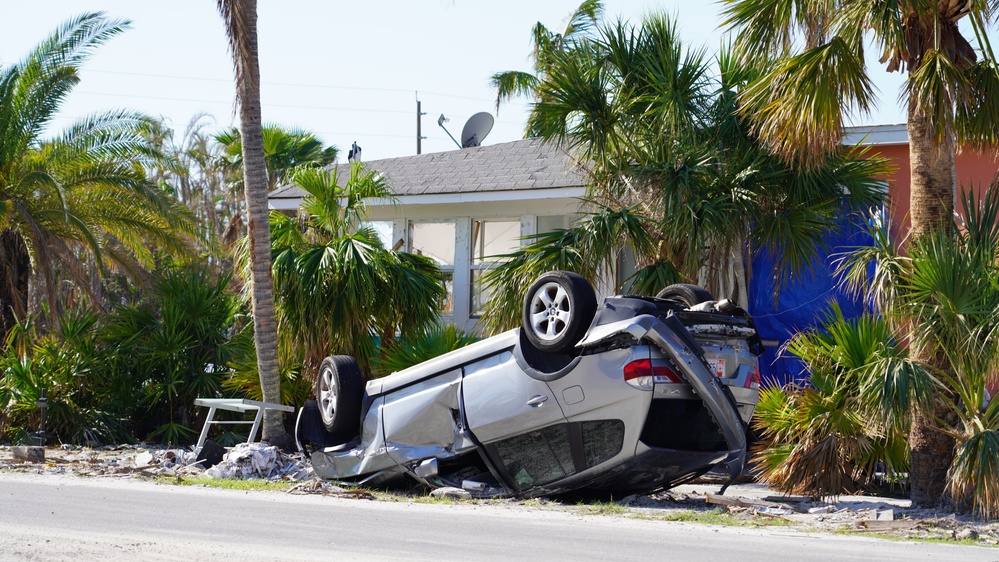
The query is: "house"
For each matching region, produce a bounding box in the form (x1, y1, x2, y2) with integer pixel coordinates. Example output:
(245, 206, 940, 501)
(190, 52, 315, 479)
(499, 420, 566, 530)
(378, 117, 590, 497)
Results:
(268, 137, 588, 332)
(753, 124, 998, 384)
(269, 127, 998, 384)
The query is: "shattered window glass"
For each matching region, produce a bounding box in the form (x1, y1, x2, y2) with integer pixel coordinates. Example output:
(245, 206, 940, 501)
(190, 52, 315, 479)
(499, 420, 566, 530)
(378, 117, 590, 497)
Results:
(581, 420, 625, 468)
(494, 424, 574, 489)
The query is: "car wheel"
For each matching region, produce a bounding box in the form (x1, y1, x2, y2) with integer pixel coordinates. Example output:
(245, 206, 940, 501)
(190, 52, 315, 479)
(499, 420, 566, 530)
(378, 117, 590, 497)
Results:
(316, 356, 364, 435)
(522, 271, 597, 354)
(656, 283, 714, 307)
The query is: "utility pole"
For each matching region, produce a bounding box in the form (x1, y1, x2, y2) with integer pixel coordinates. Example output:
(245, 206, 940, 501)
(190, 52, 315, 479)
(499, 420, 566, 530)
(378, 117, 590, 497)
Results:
(416, 93, 427, 154)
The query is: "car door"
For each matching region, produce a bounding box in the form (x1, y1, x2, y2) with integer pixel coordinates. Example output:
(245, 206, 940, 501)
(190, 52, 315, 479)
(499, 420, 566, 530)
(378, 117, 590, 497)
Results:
(461, 350, 575, 491)
(461, 350, 566, 444)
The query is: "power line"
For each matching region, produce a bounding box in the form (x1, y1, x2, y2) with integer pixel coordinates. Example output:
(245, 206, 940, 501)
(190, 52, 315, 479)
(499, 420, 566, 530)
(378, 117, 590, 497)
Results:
(44, 114, 429, 140)
(84, 68, 532, 106)
(73, 90, 415, 114)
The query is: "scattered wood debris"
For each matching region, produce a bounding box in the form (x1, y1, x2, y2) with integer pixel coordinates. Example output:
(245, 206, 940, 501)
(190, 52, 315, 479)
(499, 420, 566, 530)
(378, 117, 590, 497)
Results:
(287, 479, 375, 499)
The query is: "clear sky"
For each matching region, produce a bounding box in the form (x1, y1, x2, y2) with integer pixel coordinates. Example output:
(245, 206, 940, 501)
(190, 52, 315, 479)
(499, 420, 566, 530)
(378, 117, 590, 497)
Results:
(1, 1, 920, 162)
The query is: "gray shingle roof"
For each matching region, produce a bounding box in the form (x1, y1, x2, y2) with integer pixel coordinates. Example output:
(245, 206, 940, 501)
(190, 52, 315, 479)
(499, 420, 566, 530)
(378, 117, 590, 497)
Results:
(269, 138, 585, 201)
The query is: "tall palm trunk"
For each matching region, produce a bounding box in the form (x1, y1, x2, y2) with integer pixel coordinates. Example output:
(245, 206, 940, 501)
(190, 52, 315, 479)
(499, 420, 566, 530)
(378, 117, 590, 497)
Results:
(907, 106, 956, 234)
(906, 99, 958, 508)
(0, 228, 30, 345)
(217, 0, 284, 442)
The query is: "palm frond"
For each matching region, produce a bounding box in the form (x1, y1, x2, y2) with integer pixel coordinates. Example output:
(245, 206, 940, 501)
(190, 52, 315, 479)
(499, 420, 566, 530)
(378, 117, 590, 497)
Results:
(490, 71, 539, 112)
(741, 37, 875, 168)
(948, 430, 999, 518)
(955, 60, 999, 148)
(905, 49, 972, 143)
(372, 323, 478, 378)
(562, 0, 604, 40)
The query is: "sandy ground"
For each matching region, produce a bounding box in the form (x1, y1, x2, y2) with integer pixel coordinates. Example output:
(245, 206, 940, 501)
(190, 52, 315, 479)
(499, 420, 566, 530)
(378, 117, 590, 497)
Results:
(1, 443, 996, 546)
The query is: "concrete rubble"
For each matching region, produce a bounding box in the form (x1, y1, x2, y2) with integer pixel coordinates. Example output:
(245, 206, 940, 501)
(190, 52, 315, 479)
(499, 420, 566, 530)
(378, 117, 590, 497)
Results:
(429, 486, 473, 500)
(0, 443, 311, 481)
(703, 491, 914, 529)
(11, 446, 44, 463)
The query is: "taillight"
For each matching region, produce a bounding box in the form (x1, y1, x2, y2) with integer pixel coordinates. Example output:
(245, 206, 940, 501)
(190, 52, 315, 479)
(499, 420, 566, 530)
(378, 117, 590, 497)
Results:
(623, 359, 682, 390)
(745, 367, 761, 389)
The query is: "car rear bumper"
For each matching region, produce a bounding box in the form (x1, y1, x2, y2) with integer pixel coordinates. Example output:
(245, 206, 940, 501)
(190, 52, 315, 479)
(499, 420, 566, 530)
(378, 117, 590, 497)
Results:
(580, 314, 748, 481)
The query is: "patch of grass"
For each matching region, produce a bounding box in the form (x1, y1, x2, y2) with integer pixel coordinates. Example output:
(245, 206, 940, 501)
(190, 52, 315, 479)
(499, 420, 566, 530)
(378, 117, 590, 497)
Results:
(832, 528, 999, 548)
(518, 497, 554, 508)
(632, 508, 793, 527)
(157, 475, 296, 492)
(370, 487, 509, 505)
(573, 500, 627, 516)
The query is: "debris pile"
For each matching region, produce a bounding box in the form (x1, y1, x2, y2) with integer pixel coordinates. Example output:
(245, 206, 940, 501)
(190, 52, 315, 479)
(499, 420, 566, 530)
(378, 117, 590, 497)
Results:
(287, 479, 375, 499)
(204, 443, 310, 480)
(704, 492, 914, 528)
(0, 443, 311, 480)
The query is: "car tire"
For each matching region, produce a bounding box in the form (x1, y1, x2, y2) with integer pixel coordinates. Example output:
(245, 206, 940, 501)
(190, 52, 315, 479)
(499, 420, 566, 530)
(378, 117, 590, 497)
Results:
(316, 356, 364, 435)
(655, 283, 714, 307)
(522, 271, 597, 354)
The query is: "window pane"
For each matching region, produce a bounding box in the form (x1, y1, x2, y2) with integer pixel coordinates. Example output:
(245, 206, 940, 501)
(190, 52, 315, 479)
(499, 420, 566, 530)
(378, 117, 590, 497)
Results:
(410, 222, 455, 265)
(409, 221, 454, 316)
(470, 269, 491, 316)
(361, 221, 393, 248)
(537, 214, 570, 234)
(441, 271, 454, 316)
(472, 220, 520, 264)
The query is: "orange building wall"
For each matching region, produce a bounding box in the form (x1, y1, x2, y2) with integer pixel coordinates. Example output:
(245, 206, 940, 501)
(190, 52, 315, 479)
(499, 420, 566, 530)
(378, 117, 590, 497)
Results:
(859, 145, 999, 394)
(864, 144, 999, 239)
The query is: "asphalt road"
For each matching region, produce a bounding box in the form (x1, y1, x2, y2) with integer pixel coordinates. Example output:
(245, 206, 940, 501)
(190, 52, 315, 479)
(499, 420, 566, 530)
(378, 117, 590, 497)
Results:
(1, 473, 996, 561)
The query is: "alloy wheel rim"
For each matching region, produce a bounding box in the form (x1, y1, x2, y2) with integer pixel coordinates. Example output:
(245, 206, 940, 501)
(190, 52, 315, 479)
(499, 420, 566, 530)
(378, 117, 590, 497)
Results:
(529, 282, 571, 341)
(319, 367, 338, 423)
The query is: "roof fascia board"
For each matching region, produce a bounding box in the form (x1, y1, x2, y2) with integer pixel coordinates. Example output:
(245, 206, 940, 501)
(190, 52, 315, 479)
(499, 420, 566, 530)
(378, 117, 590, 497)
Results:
(269, 186, 586, 211)
(843, 124, 908, 146)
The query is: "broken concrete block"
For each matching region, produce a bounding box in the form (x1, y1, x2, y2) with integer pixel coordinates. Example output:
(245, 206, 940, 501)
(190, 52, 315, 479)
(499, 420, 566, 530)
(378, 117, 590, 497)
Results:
(875, 509, 894, 521)
(133, 451, 154, 467)
(12, 446, 44, 462)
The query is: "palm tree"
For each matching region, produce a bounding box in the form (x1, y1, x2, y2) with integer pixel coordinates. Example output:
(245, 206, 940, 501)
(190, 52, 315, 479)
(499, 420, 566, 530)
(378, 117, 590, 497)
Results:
(722, 0, 999, 509)
(490, 0, 604, 117)
(216, 0, 284, 443)
(215, 125, 338, 192)
(837, 189, 999, 515)
(0, 13, 198, 345)
(754, 305, 925, 498)
(145, 114, 242, 255)
(264, 164, 445, 380)
(481, 13, 888, 333)
(102, 264, 252, 445)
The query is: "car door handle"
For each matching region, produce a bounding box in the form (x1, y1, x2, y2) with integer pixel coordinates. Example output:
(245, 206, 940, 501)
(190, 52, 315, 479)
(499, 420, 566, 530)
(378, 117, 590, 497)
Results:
(527, 395, 548, 407)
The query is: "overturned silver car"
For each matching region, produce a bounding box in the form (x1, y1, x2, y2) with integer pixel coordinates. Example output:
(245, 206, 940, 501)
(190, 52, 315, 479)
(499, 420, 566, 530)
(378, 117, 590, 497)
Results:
(296, 271, 764, 497)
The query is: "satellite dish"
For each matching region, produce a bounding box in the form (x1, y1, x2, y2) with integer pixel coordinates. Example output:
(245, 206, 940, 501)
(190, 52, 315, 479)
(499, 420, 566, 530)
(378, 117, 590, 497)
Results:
(461, 112, 494, 148)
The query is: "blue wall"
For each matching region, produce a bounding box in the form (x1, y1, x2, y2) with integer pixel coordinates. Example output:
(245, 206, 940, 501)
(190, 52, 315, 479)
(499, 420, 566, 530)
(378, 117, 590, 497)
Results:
(747, 223, 873, 387)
